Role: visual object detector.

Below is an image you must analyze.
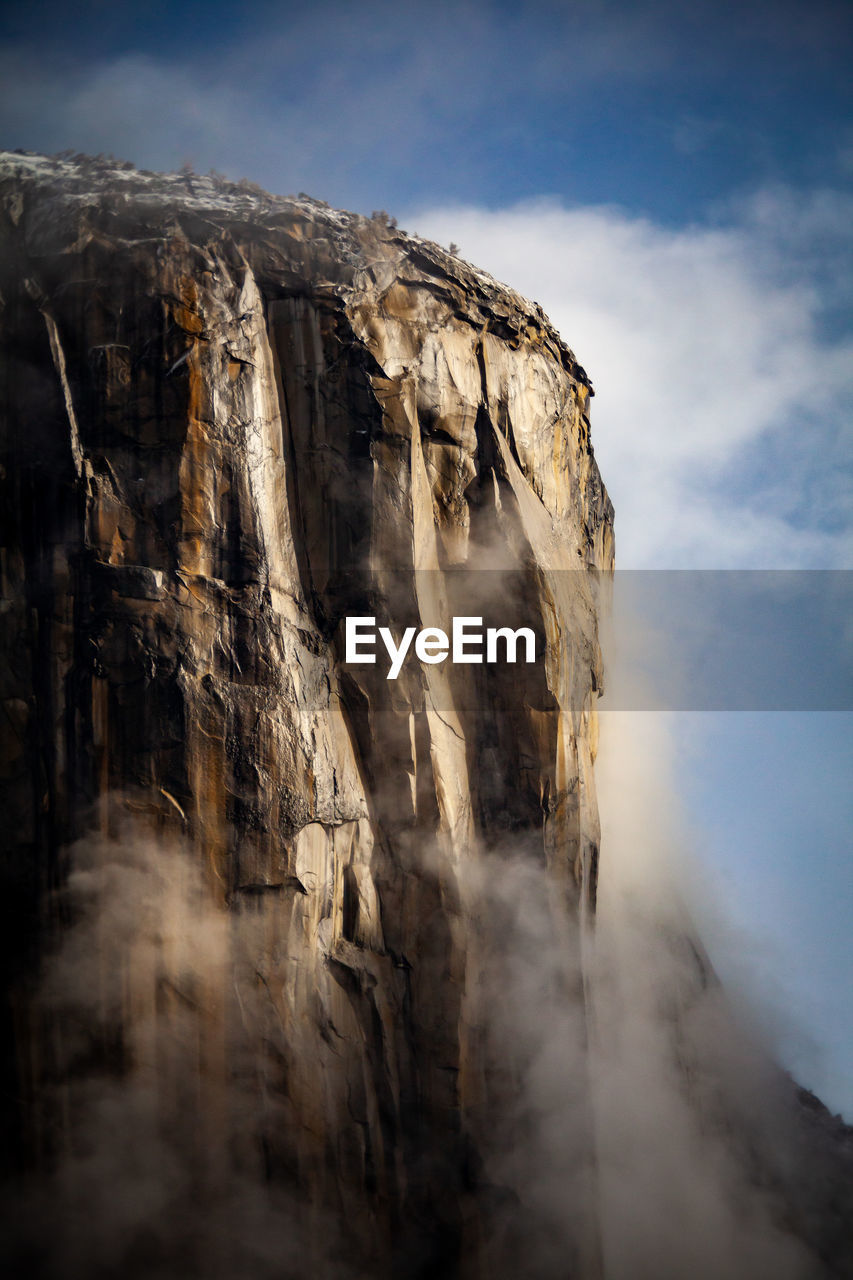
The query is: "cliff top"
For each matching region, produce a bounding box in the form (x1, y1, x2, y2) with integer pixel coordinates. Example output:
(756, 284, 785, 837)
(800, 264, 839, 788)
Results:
(0, 149, 592, 393)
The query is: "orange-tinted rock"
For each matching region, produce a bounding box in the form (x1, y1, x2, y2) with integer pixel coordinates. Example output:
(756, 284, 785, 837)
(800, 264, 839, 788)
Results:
(0, 152, 613, 1277)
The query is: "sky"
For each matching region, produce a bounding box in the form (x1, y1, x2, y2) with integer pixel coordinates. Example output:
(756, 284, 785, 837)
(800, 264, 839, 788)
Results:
(1, 0, 850, 1115)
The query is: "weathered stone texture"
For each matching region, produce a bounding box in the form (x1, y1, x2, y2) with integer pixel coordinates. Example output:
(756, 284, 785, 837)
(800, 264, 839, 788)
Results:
(0, 152, 613, 1277)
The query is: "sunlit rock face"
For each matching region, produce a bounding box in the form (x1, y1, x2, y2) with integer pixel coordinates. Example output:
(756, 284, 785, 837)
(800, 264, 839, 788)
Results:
(0, 152, 614, 1278)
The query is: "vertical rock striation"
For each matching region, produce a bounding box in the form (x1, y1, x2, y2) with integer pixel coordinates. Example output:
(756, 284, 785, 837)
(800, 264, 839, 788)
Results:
(0, 153, 614, 1277)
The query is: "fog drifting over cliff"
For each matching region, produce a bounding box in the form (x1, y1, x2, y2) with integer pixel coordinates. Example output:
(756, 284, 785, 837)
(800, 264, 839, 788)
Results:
(5, 736, 837, 1280)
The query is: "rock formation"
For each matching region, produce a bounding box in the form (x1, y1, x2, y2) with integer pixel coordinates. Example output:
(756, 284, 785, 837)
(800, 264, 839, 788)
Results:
(1, 152, 850, 1280)
(0, 151, 612, 1279)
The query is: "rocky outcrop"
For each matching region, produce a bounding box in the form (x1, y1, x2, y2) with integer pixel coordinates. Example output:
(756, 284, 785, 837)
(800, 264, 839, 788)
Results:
(2, 151, 852, 1280)
(0, 153, 613, 1278)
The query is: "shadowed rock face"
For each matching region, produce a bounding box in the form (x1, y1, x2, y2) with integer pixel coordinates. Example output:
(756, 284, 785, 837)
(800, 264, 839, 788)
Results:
(0, 152, 613, 1278)
(2, 153, 852, 1280)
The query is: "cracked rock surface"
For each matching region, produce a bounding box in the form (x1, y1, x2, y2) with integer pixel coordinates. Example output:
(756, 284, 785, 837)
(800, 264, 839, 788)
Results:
(3, 151, 853, 1280)
(0, 152, 616, 1277)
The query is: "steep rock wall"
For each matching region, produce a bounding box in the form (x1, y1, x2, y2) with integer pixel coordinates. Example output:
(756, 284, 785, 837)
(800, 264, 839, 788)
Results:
(0, 152, 613, 1278)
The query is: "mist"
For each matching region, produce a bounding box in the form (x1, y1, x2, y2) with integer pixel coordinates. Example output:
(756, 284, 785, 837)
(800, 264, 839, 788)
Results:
(3, 826, 348, 1280)
(3, 744, 845, 1279)
(591, 711, 822, 1279)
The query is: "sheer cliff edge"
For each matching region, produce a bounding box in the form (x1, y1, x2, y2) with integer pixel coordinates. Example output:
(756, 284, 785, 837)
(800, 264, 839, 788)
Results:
(8, 151, 850, 1280)
(0, 152, 613, 1278)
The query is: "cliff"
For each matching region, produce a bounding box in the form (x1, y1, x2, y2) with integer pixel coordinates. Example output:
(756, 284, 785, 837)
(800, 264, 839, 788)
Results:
(0, 152, 613, 1279)
(3, 152, 850, 1280)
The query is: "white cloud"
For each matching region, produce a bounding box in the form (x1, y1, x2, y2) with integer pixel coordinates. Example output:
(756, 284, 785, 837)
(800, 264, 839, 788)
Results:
(406, 195, 853, 567)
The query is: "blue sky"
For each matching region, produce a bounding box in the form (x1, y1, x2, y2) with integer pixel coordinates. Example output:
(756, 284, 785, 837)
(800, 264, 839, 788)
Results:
(2, 0, 852, 220)
(1, 0, 851, 1114)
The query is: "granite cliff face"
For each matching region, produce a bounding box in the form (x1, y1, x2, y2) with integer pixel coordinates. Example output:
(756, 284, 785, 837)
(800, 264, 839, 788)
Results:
(0, 152, 613, 1278)
(4, 153, 850, 1280)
